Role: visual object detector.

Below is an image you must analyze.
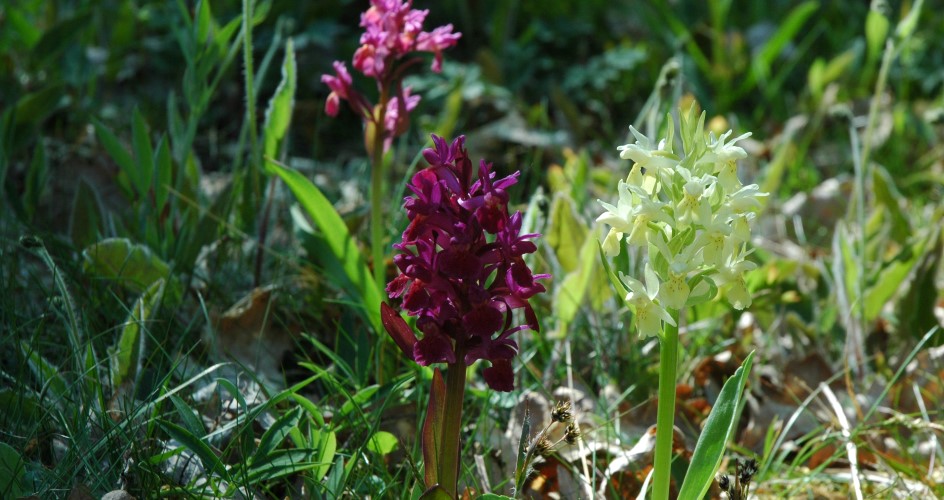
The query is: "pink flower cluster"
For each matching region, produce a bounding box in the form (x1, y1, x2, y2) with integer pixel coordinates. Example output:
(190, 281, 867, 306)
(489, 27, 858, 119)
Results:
(382, 135, 549, 392)
(321, 0, 460, 150)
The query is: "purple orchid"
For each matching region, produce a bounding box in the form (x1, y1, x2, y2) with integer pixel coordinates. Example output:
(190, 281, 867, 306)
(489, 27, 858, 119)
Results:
(322, 0, 461, 152)
(382, 134, 550, 392)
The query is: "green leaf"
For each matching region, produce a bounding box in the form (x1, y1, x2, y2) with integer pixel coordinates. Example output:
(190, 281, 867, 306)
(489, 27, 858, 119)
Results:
(0, 442, 26, 498)
(160, 419, 231, 482)
(895, 0, 924, 40)
(196, 0, 213, 43)
(266, 160, 382, 334)
(109, 279, 164, 390)
(554, 227, 600, 325)
(24, 138, 48, 221)
(93, 118, 135, 194)
(82, 238, 178, 298)
(678, 351, 755, 500)
(154, 135, 173, 211)
(865, 9, 890, 66)
(546, 193, 587, 273)
(31, 11, 92, 65)
(897, 230, 942, 340)
(252, 406, 304, 465)
(169, 395, 206, 439)
(312, 428, 337, 481)
(263, 38, 296, 160)
(748, 2, 818, 86)
(366, 430, 399, 456)
(337, 385, 379, 420)
(246, 449, 319, 483)
(19, 341, 69, 405)
(864, 233, 928, 321)
(131, 107, 155, 198)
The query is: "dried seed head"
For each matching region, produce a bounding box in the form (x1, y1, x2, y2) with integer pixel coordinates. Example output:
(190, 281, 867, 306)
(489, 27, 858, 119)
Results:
(718, 473, 731, 493)
(535, 435, 554, 456)
(563, 423, 581, 445)
(738, 457, 757, 485)
(551, 400, 573, 423)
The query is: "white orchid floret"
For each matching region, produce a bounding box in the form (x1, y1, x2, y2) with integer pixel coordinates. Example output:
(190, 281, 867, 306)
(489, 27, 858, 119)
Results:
(674, 169, 716, 227)
(708, 130, 750, 161)
(697, 209, 735, 266)
(602, 228, 623, 257)
(620, 266, 676, 338)
(618, 126, 679, 176)
(597, 181, 672, 248)
(715, 251, 757, 310)
(725, 183, 767, 213)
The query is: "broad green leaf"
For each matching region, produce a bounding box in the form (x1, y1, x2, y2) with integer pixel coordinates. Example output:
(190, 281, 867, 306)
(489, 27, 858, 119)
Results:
(366, 430, 399, 456)
(337, 385, 379, 421)
(109, 279, 164, 390)
(898, 230, 942, 339)
(196, 0, 213, 43)
(748, 2, 818, 86)
(11, 85, 65, 128)
(312, 428, 337, 481)
(24, 138, 48, 221)
(31, 11, 92, 66)
(252, 406, 304, 465)
(678, 351, 755, 500)
(93, 118, 133, 169)
(169, 395, 206, 439)
(0, 442, 26, 498)
(263, 38, 296, 160)
(865, 9, 890, 66)
(864, 233, 928, 321)
(154, 135, 173, 211)
(131, 107, 155, 198)
(554, 227, 600, 325)
(246, 449, 319, 483)
(870, 165, 910, 243)
(266, 160, 382, 334)
(160, 419, 231, 482)
(82, 238, 177, 297)
(19, 341, 68, 405)
(546, 193, 587, 273)
(423, 368, 446, 488)
(895, 0, 924, 40)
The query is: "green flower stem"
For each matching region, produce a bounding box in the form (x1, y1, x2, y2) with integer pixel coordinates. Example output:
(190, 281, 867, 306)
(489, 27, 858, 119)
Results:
(440, 360, 467, 498)
(370, 89, 389, 385)
(370, 88, 389, 292)
(653, 308, 680, 500)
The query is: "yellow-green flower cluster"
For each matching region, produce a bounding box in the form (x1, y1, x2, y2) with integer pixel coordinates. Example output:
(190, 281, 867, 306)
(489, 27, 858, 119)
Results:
(597, 107, 766, 337)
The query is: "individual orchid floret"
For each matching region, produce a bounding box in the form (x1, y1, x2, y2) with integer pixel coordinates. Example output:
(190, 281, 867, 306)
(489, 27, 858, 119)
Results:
(620, 265, 676, 338)
(596, 180, 672, 250)
(617, 126, 679, 180)
(384, 134, 549, 392)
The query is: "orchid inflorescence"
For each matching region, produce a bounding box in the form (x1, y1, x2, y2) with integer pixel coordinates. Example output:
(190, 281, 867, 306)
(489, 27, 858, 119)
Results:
(321, 0, 460, 152)
(597, 106, 766, 337)
(382, 134, 550, 391)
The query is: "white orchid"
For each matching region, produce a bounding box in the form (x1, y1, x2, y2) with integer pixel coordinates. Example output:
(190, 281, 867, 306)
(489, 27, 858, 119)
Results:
(620, 265, 677, 338)
(599, 106, 765, 337)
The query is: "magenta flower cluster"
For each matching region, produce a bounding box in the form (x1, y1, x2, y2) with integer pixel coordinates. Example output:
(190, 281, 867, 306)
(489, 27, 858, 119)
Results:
(383, 135, 549, 392)
(321, 0, 460, 151)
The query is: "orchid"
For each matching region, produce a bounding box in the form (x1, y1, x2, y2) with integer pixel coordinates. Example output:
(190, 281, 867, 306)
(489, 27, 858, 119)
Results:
(384, 134, 549, 392)
(598, 104, 765, 500)
(322, 0, 461, 149)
